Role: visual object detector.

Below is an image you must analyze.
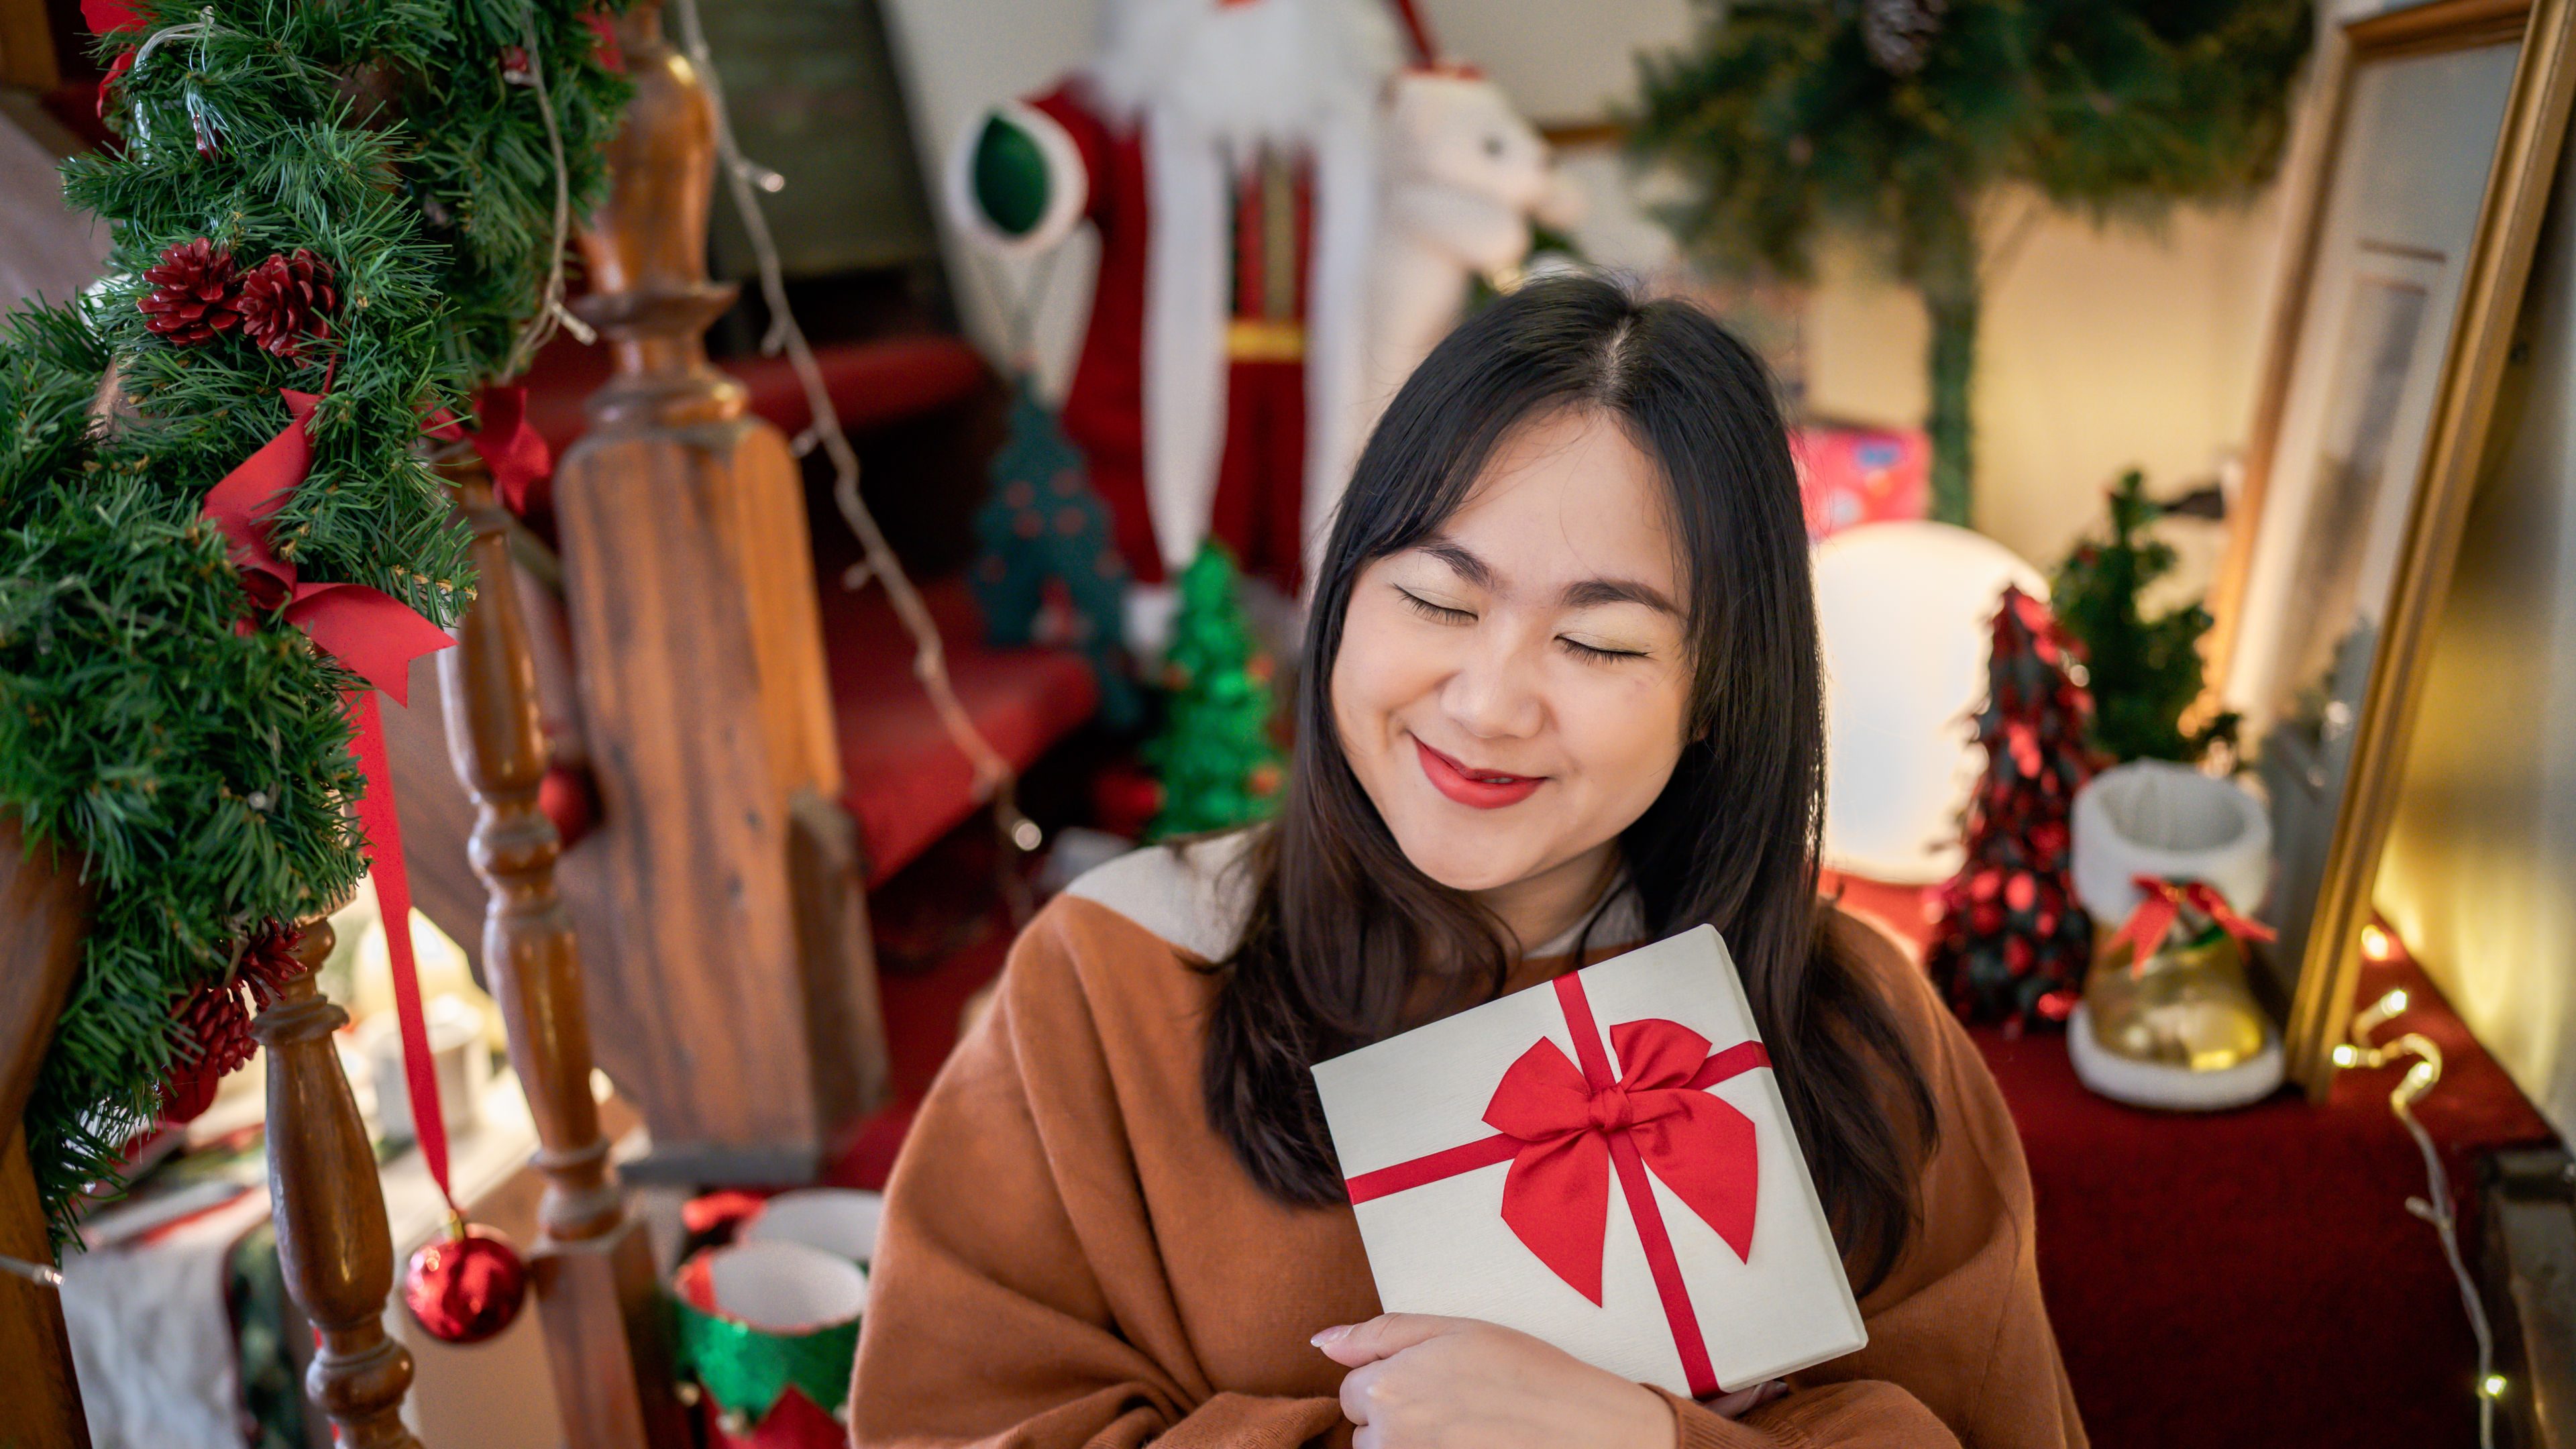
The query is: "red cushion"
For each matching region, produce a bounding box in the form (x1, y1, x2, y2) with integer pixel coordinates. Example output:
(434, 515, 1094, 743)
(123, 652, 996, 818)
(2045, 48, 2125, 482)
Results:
(822, 576, 1097, 885)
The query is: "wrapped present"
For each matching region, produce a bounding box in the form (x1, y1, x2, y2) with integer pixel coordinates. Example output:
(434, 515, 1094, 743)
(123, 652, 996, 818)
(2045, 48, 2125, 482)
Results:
(1792, 424, 1929, 539)
(1311, 926, 1863, 1398)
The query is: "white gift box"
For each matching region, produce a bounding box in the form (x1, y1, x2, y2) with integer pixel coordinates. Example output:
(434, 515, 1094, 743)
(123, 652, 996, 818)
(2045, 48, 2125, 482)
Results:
(1311, 926, 1865, 1397)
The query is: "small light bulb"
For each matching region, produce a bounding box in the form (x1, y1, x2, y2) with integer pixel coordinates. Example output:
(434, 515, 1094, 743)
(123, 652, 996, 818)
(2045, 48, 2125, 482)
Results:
(2481, 1375, 2507, 1399)
(2332, 1044, 2359, 1068)
(2361, 924, 2394, 961)
(2381, 989, 2408, 1015)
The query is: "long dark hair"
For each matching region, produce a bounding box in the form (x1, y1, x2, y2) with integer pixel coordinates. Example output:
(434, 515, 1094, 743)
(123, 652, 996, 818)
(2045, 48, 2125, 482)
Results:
(1201, 272, 1937, 1296)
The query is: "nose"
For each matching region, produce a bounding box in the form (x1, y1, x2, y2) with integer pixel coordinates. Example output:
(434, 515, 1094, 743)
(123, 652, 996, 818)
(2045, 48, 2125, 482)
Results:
(1439, 629, 1546, 742)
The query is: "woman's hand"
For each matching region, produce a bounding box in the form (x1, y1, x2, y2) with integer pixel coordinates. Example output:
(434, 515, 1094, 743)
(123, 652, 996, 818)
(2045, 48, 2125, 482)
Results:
(1312, 1314, 1679, 1449)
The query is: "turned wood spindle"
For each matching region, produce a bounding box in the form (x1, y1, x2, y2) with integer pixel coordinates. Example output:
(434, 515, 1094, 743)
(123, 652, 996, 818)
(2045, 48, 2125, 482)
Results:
(438, 450, 688, 1449)
(254, 917, 423, 1449)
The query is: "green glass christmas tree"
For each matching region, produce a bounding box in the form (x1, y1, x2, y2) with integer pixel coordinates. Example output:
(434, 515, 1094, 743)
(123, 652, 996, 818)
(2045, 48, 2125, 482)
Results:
(1630, 0, 2310, 525)
(2051, 470, 2239, 763)
(1143, 540, 1285, 839)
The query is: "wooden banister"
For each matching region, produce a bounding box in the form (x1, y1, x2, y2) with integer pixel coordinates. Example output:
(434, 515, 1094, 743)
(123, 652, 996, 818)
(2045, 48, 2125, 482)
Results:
(0, 818, 93, 1448)
(551, 0, 888, 1183)
(439, 450, 687, 1449)
(253, 918, 423, 1449)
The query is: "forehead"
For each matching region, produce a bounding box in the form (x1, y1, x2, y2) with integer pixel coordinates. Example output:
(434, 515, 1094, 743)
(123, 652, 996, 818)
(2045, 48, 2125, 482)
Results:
(1434, 408, 1679, 592)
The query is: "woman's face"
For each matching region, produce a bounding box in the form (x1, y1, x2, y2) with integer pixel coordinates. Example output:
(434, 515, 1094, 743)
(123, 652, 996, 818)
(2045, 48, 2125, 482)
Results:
(1331, 407, 1695, 916)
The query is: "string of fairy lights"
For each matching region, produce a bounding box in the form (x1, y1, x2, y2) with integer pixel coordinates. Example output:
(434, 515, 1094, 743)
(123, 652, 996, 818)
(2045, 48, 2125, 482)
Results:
(2342, 922, 2508, 1449)
(665, 0, 1042, 923)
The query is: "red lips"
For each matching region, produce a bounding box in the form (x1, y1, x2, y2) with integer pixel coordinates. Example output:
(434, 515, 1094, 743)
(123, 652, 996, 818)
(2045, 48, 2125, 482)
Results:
(1414, 737, 1544, 809)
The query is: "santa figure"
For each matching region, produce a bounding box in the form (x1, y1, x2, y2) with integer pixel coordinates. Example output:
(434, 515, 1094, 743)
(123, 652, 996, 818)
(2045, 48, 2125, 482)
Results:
(947, 0, 1406, 610)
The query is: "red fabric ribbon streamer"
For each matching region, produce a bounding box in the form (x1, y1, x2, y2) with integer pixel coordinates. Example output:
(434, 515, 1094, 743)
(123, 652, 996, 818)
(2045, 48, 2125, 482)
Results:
(2107, 874, 2277, 974)
(427, 386, 553, 519)
(1342, 973, 1772, 1399)
(348, 689, 456, 1205)
(200, 392, 462, 1205)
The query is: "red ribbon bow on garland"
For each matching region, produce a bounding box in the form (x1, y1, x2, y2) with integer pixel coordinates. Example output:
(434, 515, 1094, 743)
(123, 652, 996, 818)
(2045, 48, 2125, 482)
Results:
(201, 390, 458, 700)
(2107, 874, 2276, 975)
(426, 386, 553, 519)
(199, 391, 464, 1204)
(1343, 973, 1772, 1399)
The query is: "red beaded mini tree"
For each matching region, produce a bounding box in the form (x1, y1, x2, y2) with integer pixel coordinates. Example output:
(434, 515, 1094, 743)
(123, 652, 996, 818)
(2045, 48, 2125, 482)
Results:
(1925, 586, 2100, 1031)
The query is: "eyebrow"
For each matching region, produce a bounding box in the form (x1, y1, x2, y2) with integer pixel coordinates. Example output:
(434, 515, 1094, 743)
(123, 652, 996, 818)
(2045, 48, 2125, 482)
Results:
(1417, 538, 1682, 618)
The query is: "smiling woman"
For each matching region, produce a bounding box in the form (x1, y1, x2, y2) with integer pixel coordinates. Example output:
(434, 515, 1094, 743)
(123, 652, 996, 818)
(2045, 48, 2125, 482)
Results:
(851, 276, 2085, 1449)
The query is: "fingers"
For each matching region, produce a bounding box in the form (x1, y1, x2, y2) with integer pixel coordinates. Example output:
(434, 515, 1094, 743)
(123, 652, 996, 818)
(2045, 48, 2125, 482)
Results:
(1705, 1380, 1790, 1420)
(1311, 1312, 1472, 1368)
(1338, 1358, 1385, 1428)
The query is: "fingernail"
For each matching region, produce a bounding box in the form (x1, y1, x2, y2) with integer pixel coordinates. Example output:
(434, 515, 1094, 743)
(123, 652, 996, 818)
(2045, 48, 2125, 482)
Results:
(1310, 1325, 1350, 1346)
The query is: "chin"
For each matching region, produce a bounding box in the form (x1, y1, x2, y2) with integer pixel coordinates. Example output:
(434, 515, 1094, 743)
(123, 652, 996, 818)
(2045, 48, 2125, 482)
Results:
(1385, 820, 1538, 894)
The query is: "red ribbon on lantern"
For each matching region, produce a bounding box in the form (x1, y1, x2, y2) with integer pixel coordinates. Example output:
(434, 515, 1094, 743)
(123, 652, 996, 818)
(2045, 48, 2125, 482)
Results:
(2107, 874, 2277, 975)
(1342, 973, 1771, 1399)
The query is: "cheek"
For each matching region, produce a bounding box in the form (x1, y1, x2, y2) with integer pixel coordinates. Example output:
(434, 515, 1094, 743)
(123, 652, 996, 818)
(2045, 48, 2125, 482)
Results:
(1330, 594, 1440, 737)
(1560, 670, 1692, 799)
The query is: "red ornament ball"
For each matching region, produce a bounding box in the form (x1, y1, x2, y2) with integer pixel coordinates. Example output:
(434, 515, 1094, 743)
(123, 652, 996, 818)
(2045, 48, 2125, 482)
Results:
(403, 1224, 529, 1344)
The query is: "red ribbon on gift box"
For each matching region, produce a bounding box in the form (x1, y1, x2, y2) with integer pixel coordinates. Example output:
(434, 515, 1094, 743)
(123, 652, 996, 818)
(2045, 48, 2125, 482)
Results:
(2107, 873, 2275, 975)
(1341, 972, 1771, 1399)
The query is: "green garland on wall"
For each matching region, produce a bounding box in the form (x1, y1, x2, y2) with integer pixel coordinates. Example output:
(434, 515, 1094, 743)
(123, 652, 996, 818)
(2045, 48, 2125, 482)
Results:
(0, 0, 627, 1254)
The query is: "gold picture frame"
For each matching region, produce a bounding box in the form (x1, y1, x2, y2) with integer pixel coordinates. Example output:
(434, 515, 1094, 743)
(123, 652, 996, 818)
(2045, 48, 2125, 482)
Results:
(2206, 0, 2576, 1098)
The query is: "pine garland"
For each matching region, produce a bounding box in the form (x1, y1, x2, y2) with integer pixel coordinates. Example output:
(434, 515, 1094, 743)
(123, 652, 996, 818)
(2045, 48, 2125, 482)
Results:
(0, 0, 627, 1254)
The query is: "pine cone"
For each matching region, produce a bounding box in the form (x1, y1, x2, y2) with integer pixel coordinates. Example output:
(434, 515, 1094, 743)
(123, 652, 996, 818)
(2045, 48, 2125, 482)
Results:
(238, 922, 306, 1009)
(138, 237, 241, 345)
(237, 249, 339, 362)
(174, 979, 259, 1080)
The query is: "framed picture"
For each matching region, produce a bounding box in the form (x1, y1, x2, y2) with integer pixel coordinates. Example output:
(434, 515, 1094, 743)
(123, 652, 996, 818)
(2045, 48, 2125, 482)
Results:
(2207, 0, 2576, 1097)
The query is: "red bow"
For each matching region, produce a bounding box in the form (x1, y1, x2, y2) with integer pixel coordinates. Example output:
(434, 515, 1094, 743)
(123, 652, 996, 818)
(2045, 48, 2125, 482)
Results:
(426, 386, 553, 519)
(200, 390, 456, 704)
(2108, 874, 2275, 975)
(1483, 1017, 1759, 1305)
(81, 0, 140, 121)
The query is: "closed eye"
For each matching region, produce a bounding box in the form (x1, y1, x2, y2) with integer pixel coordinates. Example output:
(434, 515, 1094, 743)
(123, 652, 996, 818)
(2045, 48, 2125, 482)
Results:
(1560, 638, 1647, 663)
(1397, 586, 1474, 624)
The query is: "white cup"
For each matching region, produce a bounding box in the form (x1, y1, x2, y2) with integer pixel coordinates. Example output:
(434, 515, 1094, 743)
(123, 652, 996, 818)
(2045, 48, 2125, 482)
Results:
(360, 994, 490, 1141)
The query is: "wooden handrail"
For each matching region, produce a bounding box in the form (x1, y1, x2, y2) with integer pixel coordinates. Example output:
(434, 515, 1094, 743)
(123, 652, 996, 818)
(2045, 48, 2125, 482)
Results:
(439, 449, 686, 1449)
(0, 818, 94, 1448)
(253, 918, 423, 1449)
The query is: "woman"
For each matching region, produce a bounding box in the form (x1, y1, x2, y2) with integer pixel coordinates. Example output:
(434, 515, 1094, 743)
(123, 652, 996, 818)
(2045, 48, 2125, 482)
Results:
(851, 275, 2084, 1448)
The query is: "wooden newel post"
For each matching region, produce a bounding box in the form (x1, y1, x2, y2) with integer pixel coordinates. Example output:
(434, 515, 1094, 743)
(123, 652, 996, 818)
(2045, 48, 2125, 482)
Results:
(439, 453, 689, 1449)
(550, 0, 888, 1183)
(254, 920, 424, 1449)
